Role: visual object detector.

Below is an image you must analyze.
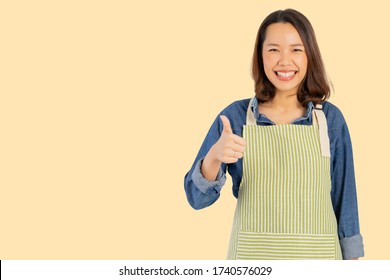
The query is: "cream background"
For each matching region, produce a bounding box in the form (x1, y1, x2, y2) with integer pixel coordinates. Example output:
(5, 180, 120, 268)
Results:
(0, 0, 388, 259)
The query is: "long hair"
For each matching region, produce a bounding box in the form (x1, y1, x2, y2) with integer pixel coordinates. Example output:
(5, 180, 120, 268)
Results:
(252, 9, 331, 105)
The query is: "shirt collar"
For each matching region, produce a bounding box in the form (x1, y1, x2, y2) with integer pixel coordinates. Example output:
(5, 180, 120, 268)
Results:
(250, 97, 314, 125)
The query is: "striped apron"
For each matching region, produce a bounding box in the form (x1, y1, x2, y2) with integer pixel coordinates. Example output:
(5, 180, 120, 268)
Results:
(227, 97, 342, 260)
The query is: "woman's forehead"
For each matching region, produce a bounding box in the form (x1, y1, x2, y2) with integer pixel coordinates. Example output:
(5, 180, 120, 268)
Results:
(264, 22, 304, 45)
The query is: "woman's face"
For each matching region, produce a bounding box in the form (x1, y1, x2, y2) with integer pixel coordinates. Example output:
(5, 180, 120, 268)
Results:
(262, 22, 308, 96)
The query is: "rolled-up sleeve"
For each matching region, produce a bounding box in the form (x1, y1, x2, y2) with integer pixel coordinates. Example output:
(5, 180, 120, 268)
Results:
(339, 234, 364, 259)
(191, 157, 226, 194)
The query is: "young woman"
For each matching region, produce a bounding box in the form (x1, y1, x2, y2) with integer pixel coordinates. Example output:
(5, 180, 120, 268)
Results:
(184, 9, 364, 260)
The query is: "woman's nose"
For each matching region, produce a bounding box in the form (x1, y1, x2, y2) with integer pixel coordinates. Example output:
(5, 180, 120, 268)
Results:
(278, 53, 292, 66)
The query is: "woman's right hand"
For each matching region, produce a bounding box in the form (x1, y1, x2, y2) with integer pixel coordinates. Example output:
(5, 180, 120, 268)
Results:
(201, 115, 246, 181)
(212, 115, 246, 164)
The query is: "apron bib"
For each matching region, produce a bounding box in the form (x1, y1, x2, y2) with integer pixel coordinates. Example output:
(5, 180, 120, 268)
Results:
(227, 98, 342, 260)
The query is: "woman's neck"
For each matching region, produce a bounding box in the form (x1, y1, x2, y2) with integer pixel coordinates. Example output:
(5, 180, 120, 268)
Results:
(259, 92, 306, 125)
(263, 92, 303, 112)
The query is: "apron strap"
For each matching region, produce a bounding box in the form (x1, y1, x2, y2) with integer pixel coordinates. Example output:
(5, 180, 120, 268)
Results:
(313, 104, 331, 157)
(246, 97, 330, 157)
(246, 97, 257, 126)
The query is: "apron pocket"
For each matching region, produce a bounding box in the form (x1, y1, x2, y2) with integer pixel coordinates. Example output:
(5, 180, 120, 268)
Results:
(237, 230, 337, 260)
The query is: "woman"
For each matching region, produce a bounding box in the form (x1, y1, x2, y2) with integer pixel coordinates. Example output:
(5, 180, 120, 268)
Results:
(184, 9, 364, 260)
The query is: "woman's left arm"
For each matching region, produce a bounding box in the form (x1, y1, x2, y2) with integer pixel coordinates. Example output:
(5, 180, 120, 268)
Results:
(328, 105, 364, 260)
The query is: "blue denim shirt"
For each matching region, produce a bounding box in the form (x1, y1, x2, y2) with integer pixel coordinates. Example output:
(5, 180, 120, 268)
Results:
(184, 97, 364, 259)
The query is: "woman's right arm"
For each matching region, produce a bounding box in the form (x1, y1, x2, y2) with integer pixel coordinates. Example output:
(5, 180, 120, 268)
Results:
(184, 115, 245, 210)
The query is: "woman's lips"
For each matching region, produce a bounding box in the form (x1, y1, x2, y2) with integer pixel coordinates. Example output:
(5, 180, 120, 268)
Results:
(275, 71, 297, 81)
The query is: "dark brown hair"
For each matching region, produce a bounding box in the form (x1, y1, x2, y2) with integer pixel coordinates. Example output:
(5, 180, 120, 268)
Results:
(252, 9, 331, 105)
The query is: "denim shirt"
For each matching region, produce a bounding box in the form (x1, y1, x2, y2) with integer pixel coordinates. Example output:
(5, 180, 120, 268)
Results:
(184, 97, 364, 259)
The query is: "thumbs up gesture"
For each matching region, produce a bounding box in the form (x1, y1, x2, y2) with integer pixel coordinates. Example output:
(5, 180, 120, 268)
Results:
(213, 115, 246, 164)
(201, 115, 246, 181)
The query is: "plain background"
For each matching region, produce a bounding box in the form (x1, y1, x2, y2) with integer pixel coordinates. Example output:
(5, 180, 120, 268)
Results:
(1, 0, 388, 259)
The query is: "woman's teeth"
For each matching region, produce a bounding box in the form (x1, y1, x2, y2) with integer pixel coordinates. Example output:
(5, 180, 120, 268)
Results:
(276, 71, 296, 77)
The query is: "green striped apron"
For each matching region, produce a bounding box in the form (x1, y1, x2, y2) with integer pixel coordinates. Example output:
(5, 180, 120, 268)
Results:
(227, 97, 342, 260)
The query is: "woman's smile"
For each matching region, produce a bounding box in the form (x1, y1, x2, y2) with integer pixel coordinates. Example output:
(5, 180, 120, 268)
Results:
(274, 70, 298, 81)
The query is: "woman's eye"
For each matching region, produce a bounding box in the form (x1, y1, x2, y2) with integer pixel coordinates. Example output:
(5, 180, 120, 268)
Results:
(293, 49, 303, 52)
(269, 48, 278, 52)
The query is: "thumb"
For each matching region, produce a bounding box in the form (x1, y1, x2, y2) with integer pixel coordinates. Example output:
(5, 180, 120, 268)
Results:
(220, 115, 232, 134)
